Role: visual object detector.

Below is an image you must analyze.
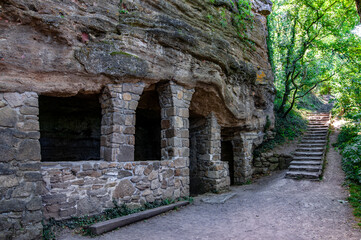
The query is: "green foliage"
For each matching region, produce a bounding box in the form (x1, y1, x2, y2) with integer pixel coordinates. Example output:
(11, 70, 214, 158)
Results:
(254, 109, 307, 156)
(335, 114, 361, 225)
(297, 93, 325, 112)
(207, 0, 254, 41)
(268, 0, 361, 117)
(347, 182, 361, 223)
(335, 121, 361, 183)
(42, 197, 192, 239)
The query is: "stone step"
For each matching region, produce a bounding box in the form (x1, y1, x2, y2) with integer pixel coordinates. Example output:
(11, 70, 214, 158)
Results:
(308, 122, 329, 124)
(308, 126, 329, 129)
(304, 134, 327, 137)
(298, 144, 325, 148)
(303, 136, 327, 140)
(308, 113, 330, 116)
(293, 156, 323, 161)
(305, 131, 328, 135)
(290, 160, 322, 165)
(289, 165, 322, 172)
(301, 140, 326, 144)
(306, 129, 328, 132)
(309, 118, 329, 120)
(296, 147, 324, 152)
(294, 151, 323, 156)
(285, 170, 320, 180)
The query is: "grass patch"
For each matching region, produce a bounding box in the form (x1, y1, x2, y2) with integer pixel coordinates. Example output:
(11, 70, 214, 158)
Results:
(346, 182, 361, 226)
(43, 197, 193, 239)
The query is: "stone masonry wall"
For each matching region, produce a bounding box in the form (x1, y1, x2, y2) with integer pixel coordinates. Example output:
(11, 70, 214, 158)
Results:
(0, 92, 43, 240)
(100, 83, 145, 162)
(42, 159, 188, 220)
(190, 113, 229, 194)
(253, 152, 293, 175)
(41, 81, 192, 220)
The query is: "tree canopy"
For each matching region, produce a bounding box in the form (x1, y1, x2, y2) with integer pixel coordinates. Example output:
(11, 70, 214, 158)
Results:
(268, 0, 361, 117)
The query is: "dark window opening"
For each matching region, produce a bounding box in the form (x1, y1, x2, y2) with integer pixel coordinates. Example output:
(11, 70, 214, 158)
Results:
(39, 95, 101, 162)
(135, 90, 161, 161)
(221, 141, 235, 185)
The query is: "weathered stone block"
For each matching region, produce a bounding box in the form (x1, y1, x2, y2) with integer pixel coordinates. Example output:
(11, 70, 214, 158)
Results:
(24, 172, 42, 182)
(4, 92, 23, 107)
(0, 106, 17, 127)
(19, 162, 40, 171)
(116, 145, 134, 162)
(20, 106, 38, 115)
(17, 139, 41, 160)
(113, 179, 136, 198)
(0, 200, 26, 213)
(118, 170, 132, 179)
(0, 175, 19, 188)
(26, 196, 42, 211)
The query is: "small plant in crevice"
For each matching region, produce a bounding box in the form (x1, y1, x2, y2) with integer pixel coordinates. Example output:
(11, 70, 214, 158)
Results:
(207, 0, 254, 43)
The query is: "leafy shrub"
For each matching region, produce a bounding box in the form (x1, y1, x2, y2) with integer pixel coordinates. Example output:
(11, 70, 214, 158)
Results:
(335, 123, 360, 150)
(254, 110, 307, 156)
(341, 136, 361, 183)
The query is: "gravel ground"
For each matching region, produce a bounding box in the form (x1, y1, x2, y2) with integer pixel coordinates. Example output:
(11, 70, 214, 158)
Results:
(59, 130, 361, 240)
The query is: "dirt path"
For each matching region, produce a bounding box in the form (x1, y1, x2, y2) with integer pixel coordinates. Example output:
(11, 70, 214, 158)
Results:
(60, 130, 360, 240)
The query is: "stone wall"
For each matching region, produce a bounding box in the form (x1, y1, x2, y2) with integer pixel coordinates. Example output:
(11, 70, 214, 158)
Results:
(253, 152, 293, 174)
(42, 159, 188, 220)
(190, 113, 230, 195)
(0, 92, 43, 240)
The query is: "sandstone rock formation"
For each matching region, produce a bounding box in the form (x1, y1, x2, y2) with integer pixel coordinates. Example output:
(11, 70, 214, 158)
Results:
(0, 0, 274, 239)
(0, 0, 274, 127)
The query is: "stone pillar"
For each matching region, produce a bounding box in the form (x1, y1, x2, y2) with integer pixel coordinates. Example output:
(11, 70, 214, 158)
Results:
(100, 83, 145, 162)
(202, 113, 230, 192)
(157, 82, 194, 161)
(0, 92, 42, 240)
(233, 132, 262, 183)
(157, 82, 194, 197)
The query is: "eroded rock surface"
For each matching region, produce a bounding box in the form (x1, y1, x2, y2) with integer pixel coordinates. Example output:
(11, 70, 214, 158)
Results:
(0, 0, 274, 129)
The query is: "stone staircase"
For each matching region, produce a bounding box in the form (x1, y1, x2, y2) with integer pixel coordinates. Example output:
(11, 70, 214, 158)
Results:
(285, 112, 330, 180)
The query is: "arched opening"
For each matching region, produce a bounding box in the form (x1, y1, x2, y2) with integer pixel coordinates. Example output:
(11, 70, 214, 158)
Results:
(134, 88, 161, 161)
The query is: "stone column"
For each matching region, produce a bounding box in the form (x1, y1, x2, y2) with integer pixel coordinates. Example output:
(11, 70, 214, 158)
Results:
(157, 81, 194, 161)
(157, 82, 194, 197)
(233, 132, 262, 183)
(0, 92, 42, 240)
(202, 113, 230, 192)
(100, 83, 145, 162)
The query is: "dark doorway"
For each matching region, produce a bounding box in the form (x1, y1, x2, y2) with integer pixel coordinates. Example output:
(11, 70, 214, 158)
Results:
(222, 141, 234, 185)
(39, 95, 101, 162)
(189, 113, 207, 196)
(134, 90, 161, 161)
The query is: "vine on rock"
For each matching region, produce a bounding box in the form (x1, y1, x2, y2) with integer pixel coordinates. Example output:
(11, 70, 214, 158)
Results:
(208, 0, 254, 41)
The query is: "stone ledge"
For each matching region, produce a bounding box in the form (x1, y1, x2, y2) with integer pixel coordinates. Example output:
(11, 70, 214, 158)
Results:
(89, 201, 189, 235)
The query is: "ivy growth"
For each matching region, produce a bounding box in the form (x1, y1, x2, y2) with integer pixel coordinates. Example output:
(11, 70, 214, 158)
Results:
(207, 0, 254, 41)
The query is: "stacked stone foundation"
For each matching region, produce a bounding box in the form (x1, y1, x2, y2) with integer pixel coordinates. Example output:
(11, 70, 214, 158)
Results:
(42, 160, 189, 220)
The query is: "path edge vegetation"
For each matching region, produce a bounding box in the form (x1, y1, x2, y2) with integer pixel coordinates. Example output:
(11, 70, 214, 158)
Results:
(334, 116, 361, 227)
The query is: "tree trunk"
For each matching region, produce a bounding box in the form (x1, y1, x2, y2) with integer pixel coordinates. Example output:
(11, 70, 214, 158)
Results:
(356, 0, 361, 22)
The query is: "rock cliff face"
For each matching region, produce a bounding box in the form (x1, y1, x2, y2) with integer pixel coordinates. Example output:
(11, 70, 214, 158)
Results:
(0, 0, 274, 128)
(0, 0, 274, 239)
